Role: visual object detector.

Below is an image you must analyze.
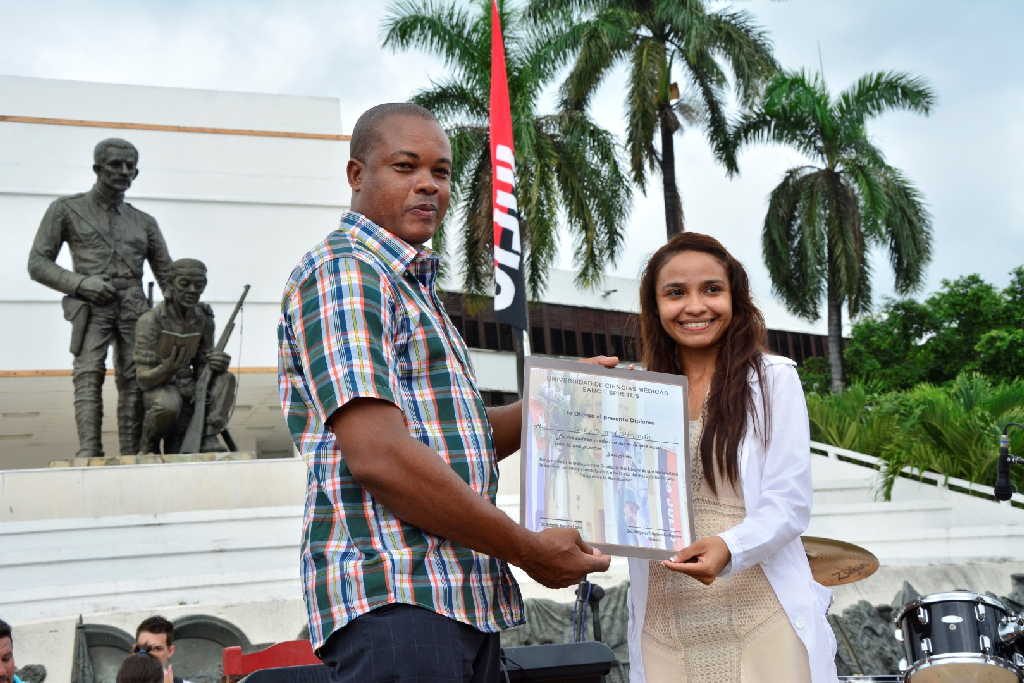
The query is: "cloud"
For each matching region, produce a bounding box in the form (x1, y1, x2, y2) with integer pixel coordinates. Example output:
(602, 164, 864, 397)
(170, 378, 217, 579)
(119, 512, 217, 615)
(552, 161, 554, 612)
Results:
(1, 0, 1020, 335)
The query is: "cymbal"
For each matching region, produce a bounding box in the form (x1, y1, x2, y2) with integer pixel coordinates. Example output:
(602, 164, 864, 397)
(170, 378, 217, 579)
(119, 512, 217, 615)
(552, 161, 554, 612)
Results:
(802, 536, 879, 586)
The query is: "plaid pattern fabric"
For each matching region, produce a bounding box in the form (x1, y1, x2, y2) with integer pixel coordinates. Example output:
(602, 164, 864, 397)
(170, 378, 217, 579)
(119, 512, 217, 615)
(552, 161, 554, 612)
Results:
(278, 211, 524, 650)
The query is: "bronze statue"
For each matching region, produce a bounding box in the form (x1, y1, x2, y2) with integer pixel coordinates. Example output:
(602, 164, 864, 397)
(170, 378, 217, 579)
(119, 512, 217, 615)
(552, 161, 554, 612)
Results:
(134, 258, 243, 454)
(28, 138, 173, 458)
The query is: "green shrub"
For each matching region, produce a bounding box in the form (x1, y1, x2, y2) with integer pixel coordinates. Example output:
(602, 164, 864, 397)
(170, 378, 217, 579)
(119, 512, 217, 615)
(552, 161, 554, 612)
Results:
(807, 373, 1024, 499)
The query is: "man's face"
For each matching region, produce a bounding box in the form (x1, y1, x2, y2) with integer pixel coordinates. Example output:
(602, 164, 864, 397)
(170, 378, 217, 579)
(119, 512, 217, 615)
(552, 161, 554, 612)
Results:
(135, 631, 174, 667)
(167, 270, 207, 308)
(347, 114, 451, 246)
(94, 146, 139, 194)
(0, 636, 15, 683)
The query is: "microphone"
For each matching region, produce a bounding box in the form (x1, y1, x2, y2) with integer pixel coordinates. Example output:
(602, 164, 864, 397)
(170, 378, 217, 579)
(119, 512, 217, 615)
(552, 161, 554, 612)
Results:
(995, 432, 1014, 501)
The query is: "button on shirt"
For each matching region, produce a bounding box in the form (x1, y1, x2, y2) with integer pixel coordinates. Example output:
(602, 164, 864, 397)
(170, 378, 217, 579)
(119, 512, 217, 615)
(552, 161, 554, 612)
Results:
(278, 211, 524, 650)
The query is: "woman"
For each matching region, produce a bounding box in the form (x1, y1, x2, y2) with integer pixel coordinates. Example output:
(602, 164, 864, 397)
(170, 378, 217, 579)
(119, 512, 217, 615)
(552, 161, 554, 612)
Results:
(627, 233, 838, 682)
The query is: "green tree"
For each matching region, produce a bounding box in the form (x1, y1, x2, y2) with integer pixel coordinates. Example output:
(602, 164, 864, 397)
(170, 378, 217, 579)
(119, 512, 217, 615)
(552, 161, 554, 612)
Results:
(922, 274, 1007, 381)
(844, 299, 934, 390)
(733, 70, 936, 391)
(845, 269, 1024, 389)
(383, 0, 632, 298)
(526, 0, 777, 238)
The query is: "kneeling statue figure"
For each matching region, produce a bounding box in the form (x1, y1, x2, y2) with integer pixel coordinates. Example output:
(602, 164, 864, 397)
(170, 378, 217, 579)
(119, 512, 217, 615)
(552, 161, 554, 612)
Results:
(134, 258, 245, 454)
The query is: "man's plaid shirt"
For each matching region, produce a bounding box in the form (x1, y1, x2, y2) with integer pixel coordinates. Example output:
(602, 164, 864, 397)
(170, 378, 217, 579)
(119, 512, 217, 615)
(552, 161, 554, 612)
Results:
(278, 212, 524, 650)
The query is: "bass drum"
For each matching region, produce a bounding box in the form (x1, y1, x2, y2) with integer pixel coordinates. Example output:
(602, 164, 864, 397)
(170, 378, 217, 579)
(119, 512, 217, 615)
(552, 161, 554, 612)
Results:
(895, 591, 1022, 683)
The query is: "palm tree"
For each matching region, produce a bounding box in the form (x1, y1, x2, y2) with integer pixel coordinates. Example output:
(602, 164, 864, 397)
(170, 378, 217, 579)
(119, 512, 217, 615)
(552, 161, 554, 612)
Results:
(382, 0, 631, 299)
(733, 70, 935, 391)
(527, 0, 777, 238)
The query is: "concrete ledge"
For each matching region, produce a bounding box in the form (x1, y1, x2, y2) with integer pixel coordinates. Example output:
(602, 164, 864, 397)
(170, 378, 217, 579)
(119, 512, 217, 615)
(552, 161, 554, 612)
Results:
(0, 456, 307, 522)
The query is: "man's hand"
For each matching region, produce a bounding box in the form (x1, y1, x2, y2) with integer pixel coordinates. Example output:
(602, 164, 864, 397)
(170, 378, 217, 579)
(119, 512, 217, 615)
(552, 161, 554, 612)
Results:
(661, 536, 731, 585)
(515, 528, 611, 588)
(77, 275, 117, 304)
(205, 350, 231, 373)
(158, 345, 192, 374)
(579, 355, 619, 369)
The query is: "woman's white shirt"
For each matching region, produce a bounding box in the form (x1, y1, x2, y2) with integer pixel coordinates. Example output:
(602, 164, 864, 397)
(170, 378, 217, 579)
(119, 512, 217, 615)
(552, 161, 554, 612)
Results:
(626, 355, 840, 683)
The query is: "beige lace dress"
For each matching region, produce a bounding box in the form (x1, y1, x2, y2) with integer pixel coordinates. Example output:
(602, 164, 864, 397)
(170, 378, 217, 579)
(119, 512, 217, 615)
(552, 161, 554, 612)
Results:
(640, 417, 810, 682)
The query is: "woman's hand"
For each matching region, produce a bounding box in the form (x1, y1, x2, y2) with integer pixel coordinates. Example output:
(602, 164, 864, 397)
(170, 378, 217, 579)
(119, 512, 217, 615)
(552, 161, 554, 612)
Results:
(661, 536, 732, 585)
(578, 355, 619, 368)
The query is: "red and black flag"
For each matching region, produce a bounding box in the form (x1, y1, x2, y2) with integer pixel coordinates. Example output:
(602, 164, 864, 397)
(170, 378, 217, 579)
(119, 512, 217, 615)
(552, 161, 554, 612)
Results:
(489, 0, 528, 332)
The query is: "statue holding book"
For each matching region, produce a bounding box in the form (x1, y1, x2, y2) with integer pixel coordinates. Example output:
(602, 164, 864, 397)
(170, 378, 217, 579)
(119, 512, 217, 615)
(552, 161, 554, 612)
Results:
(134, 258, 248, 454)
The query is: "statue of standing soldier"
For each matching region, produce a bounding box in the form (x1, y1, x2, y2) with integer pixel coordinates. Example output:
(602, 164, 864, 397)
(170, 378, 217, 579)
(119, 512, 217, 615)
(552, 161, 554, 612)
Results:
(28, 138, 173, 459)
(134, 258, 238, 454)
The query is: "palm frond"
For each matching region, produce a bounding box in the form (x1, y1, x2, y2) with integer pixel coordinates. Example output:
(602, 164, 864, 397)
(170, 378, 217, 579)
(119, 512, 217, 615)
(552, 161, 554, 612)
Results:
(411, 79, 488, 123)
(876, 166, 932, 294)
(762, 166, 827, 318)
(701, 8, 778, 106)
(625, 37, 667, 189)
(681, 47, 732, 170)
(559, 9, 636, 110)
(836, 71, 936, 129)
(383, 0, 483, 80)
(457, 145, 494, 297)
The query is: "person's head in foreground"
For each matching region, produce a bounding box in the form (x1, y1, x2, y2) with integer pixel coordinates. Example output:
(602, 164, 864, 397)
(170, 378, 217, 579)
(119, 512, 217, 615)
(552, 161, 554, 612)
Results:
(0, 619, 15, 683)
(638, 231, 768, 491)
(346, 102, 452, 246)
(117, 653, 164, 683)
(134, 615, 175, 668)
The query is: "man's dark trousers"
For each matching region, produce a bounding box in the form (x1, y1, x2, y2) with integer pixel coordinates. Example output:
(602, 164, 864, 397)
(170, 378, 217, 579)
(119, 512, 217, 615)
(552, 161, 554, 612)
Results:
(317, 604, 501, 682)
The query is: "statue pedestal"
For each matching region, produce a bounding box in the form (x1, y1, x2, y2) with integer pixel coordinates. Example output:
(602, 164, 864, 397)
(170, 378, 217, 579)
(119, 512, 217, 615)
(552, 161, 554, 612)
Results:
(49, 452, 255, 467)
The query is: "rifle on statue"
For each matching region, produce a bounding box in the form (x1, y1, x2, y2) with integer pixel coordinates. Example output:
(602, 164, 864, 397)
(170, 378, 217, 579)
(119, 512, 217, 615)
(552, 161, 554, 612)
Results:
(181, 284, 250, 453)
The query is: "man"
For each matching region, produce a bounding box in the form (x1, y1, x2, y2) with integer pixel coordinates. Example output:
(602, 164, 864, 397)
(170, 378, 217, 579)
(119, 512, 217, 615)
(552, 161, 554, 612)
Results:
(134, 616, 185, 683)
(278, 103, 612, 682)
(0, 619, 21, 683)
(28, 138, 173, 458)
(134, 258, 234, 453)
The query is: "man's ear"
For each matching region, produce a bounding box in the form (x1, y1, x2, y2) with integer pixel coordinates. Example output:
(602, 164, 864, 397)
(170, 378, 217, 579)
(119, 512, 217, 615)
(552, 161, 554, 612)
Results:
(346, 159, 364, 192)
(131, 168, 140, 180)
(168, 644, 176, 658)
(92, 164, 101, 175)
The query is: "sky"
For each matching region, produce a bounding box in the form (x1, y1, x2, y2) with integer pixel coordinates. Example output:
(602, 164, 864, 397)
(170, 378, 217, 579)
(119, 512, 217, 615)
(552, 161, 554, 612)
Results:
(0, 0, 1021, 334)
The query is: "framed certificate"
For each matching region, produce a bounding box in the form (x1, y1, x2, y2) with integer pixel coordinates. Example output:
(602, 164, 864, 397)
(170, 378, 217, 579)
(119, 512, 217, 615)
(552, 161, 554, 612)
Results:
(519, 357, 694, 559)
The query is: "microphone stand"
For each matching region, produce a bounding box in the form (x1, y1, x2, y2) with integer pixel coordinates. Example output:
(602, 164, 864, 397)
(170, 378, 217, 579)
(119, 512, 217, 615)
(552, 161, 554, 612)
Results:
(995, 422, 1024, 501)
(572, 579, 606, 643)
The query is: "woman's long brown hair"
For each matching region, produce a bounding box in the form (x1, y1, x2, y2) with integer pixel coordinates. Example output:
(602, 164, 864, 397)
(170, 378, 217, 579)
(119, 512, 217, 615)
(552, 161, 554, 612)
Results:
(638, 233, 770, 494)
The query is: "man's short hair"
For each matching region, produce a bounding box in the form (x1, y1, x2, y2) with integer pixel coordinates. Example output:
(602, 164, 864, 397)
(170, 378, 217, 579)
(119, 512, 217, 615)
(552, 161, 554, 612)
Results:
(94, 138, 139, 165)
(117, 653, 164, 683)
(169, 258, 207, 279)
(350, 103, 439, 161)
(0, 618, 10, 642)
(135, 615, 174, 645)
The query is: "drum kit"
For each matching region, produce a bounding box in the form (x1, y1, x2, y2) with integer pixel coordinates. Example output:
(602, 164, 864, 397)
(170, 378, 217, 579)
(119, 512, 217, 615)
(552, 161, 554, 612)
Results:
(802, 536, 1024, 683)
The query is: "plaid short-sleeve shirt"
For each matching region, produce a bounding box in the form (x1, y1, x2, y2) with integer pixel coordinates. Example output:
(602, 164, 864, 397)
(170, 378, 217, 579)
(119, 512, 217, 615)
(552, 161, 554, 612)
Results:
(278, 211, 524, 649)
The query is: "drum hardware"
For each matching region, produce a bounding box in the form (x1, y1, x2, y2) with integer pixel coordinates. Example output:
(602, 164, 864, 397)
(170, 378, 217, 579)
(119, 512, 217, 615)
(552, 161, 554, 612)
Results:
(1000, 613, 1024, 645)
(894, 590, 1022, 682)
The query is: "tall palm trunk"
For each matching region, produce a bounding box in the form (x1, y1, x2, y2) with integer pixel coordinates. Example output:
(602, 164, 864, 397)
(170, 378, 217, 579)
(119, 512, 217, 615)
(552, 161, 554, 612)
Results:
(659, 104, 684, 238)
(826, 276, 846, 393)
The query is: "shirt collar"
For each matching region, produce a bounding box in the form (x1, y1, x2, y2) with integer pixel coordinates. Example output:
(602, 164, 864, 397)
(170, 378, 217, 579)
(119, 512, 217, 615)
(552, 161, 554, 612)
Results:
(342, 211, 440, 286)
(88, 186, 123, 213)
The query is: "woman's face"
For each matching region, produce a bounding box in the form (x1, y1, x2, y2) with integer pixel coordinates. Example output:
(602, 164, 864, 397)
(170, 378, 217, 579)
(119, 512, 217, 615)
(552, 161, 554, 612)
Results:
(654, 250, 733, 354)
